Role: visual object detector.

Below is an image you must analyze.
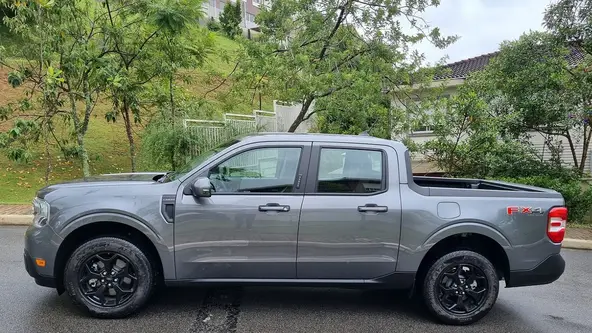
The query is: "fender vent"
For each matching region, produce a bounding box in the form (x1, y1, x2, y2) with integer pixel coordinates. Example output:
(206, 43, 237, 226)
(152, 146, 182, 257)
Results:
(161, 194, 176, 223)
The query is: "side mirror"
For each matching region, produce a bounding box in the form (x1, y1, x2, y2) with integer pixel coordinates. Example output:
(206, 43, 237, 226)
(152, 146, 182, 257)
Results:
(191, 177, 212, 198)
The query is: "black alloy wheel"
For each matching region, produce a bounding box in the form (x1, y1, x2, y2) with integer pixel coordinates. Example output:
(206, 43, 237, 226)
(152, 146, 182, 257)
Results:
(436, 263, 488, 315)
(78, 252, 138, 307)
(64, 237, 154, 318)
(422, 250, 499, 325)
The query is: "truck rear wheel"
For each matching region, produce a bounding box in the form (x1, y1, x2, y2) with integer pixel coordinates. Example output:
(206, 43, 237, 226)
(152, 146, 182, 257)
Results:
(422, 250, 499, 325)
(63, 237, 154, 318)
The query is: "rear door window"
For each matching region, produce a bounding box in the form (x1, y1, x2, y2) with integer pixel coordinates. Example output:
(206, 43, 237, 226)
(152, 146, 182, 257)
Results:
(316, 148, 384, 194)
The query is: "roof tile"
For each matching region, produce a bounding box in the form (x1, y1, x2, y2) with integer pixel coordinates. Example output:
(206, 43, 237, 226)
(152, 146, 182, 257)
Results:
(433, 45, 586, 81)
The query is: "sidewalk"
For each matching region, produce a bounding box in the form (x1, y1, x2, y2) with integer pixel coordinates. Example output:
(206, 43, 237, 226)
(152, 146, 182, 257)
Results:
(0, 204, 591, 250)
(0, 204, 33, 225)
(0, 204, 32, 215)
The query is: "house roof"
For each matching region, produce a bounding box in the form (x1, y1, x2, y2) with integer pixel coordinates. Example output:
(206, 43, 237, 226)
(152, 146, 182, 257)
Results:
(433, 52, 499, 80)
(433, 45, 586, 81)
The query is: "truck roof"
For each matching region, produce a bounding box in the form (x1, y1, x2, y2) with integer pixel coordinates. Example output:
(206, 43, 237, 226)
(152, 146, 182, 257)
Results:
(239, 132, 407, 150)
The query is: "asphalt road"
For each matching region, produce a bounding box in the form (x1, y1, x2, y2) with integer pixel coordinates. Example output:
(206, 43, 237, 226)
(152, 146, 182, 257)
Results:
(2, 226, 592, 333)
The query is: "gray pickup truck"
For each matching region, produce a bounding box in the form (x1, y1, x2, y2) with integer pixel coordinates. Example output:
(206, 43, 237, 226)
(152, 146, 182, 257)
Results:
(24, 133, 566, 325)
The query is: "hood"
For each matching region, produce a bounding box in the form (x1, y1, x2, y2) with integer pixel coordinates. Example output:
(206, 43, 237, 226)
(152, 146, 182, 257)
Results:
(36, 172, 168, 199)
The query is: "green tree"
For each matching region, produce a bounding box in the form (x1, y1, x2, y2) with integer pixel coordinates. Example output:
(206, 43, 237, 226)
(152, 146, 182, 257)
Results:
(419, 84, 569, 179)
(544, 0, 592, 54)
(465, 31, 592, 173)
(1, 0, 211, 175)
(234, 0, 456, 133)
(101, 0, 207, 171)
(142, 22, 214, 170)
(1, 0, 117, 177)
(219, 1, 242, 39)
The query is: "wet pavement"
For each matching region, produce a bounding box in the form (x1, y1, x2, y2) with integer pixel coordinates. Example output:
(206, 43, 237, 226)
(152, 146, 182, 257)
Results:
(2, 226, 591, 333)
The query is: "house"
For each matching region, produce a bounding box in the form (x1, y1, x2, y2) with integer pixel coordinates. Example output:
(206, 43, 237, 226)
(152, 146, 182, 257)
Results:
(202, 0, 270, 36)
(404, 47, 592, 175)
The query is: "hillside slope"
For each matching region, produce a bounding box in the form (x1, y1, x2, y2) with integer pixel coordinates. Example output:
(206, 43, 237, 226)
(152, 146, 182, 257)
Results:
(0, 34, 259, 203)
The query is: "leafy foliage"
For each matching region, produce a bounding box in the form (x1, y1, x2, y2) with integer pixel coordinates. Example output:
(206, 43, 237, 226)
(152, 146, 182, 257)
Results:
(0, 0, 213, 176)
(464, 31, 592, 172)
(420, 85, 577, 179)
(235, 0, 457, 132)
(140, 120, 199, 171)
(501, 176, 592, 224)
(219, 1, 242, 39)
(544, 0, 592, 52)
(207, 17, 221, 32)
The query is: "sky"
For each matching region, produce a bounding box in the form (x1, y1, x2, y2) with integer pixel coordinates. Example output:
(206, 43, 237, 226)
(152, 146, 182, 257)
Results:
(414, 0, 556, 65)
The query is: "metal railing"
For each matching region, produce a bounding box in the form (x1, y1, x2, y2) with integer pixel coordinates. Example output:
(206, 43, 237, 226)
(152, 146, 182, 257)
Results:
(184, 102, 315, 157)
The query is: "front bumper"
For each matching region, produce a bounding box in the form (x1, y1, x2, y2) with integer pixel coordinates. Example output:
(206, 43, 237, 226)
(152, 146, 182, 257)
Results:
(506, 253, 565, 288)
(23, 222, 62, 289)
(24, 250, 57, 288)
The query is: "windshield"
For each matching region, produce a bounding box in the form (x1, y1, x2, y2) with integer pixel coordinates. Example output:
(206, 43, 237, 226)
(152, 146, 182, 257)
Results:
(168, 139, 240, 180)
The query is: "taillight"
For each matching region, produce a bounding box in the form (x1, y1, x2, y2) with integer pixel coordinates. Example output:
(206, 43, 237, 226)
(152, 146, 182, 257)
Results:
(547, 207, 567, 243)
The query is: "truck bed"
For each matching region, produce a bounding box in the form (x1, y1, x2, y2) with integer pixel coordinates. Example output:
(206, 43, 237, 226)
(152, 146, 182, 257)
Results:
(411, 176, 562, 198)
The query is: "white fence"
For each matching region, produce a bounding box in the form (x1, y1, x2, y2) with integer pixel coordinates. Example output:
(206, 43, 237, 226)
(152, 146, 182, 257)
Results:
(183, 101, 316, 156)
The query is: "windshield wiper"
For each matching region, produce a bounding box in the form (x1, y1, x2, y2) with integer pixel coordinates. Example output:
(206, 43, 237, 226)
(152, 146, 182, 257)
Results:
(157, 172, 174, 183)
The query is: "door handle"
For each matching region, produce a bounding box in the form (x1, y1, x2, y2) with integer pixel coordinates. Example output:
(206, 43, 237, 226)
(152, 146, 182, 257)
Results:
(358, 204, 388, 213)
(259, 203, 291, 212)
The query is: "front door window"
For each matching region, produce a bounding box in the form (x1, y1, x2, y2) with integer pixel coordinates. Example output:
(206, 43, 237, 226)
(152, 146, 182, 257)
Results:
(208, 147, 302, 193)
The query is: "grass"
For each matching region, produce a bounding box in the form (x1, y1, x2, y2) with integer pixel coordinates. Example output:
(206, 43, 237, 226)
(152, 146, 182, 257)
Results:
(0, 31, 272, 203)
(0, 24, 23, 57)
(570, 223, 592, 229)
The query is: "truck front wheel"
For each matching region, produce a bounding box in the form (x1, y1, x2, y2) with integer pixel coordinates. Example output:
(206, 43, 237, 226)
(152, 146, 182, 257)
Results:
(63, 237, 154, 318)
(422, 250, 499, 325)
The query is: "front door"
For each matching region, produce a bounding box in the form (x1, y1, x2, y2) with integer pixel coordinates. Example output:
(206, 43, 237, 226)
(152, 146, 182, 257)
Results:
(174, 142, 311, 280)
(296, 143, 402, 279)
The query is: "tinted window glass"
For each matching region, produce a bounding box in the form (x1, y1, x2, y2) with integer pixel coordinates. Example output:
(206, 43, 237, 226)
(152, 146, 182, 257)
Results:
(317, 148, 383, 193)
(209, 147, 301, 193)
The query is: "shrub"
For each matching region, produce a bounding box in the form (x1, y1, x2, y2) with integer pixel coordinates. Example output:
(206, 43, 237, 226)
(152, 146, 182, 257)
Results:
(500, 176, 592, 224)
(219, 1, 242, 39)
(140, 121, 199, 171)
(207, 17, 220, 32)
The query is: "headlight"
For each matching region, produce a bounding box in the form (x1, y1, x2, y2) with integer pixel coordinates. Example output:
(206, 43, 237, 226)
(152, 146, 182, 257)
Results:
(32, 197, 50, 227)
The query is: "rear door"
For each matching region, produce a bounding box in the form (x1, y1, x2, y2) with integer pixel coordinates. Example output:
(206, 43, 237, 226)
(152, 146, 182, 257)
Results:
(296, 142, 402, 279)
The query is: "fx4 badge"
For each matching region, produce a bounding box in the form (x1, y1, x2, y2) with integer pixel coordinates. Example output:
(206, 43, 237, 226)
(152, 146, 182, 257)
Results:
(507, 206, 545, 215)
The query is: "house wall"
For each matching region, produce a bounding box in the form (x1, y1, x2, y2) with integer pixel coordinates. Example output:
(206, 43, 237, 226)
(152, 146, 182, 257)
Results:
(203, 0, 262, 29)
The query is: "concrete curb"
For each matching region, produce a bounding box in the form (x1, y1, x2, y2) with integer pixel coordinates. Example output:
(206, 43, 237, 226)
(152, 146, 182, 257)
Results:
(0, 215, 591, 250)
(562, 238, 592, 250)
(0, 215, 33, 225)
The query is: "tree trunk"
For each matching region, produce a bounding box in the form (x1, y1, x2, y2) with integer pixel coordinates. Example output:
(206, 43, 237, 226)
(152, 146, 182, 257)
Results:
(43, 111, 52, 184)
(77, 133, 90, 178)
(287, 97, 314, 132)
(69, 94, 91, 178)
(121, 99, 136, 172)
(169, 74, 177, 170)
(580, 125, 592, 173)
(565, 131, 580, 170)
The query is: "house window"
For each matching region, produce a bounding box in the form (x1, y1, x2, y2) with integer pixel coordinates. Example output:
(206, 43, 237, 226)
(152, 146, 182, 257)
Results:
(253, 0, 261, 5)
(246, 12, 256, 23)
(413, 124, 433, 133)
(411, 93, 450, 134)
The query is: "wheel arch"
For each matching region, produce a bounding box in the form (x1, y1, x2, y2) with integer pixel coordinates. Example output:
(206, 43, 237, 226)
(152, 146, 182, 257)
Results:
(54, 218, 171, 294)
(415, 228, 511, 292)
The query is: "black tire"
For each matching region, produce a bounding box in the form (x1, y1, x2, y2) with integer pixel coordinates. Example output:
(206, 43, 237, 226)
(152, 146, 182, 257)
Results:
(422, 250, 499, 325)
(63, 237, 154, 318)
